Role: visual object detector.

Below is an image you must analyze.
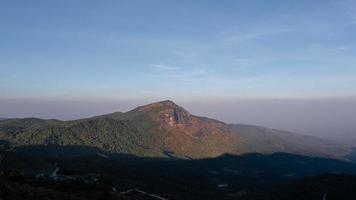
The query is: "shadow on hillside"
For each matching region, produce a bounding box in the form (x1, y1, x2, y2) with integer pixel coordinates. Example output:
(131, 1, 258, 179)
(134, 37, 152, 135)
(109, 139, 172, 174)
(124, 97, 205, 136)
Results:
(2, 144, 356, 176)
(347, 147, 356, 162)
(1, 144, 356, 200)
(0, 140, 10, 149)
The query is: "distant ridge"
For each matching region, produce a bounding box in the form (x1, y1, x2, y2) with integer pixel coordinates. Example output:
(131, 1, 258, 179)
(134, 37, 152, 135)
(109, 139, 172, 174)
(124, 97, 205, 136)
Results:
(230, 124, 352, 160)
(0, 100, 353, 160)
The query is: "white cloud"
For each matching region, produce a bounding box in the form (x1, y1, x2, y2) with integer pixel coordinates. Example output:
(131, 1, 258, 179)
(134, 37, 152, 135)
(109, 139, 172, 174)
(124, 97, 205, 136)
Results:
(306, 44, 351, 53)
(223, 28, 293, 43)
(146, 64, 271, 90)
(335, 46, 350, 51)
(151, 64, 181, 70)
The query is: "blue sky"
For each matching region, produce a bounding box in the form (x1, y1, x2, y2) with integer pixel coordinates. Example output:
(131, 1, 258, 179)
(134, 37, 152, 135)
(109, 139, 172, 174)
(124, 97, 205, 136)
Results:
(1, 0, 356, 101)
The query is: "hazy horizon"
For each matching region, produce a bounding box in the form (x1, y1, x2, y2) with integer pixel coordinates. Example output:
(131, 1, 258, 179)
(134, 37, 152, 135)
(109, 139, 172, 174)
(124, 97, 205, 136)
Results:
(1, 97, 356, 145)
(1, 1, 355, 144)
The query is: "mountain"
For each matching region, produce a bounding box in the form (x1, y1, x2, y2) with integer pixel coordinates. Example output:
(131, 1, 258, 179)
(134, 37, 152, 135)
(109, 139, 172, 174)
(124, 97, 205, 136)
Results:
(0, 101, 240, 158)
(1, 100, 356, 199)
(230, 124, 353, 160)
(0, 100, 353, 160)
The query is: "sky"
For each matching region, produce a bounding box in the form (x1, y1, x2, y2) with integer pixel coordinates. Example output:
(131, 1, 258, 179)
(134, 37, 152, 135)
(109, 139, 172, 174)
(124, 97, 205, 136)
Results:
(0, 1, 356, 143)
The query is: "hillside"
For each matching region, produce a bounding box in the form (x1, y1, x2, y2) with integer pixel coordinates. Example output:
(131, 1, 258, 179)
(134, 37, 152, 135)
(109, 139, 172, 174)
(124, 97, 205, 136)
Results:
(0, 100, 353, 160)
(0, 101, 240, 158)
(230, 124, 353, 160)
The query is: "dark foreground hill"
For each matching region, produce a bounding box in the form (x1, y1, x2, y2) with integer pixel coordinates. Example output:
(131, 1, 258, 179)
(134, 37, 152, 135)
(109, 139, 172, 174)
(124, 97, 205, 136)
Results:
(0, 100, 353, 160)
(1, 144, 356, 200)
(260, 174, 356, 200)
(5, 174, 355, 200)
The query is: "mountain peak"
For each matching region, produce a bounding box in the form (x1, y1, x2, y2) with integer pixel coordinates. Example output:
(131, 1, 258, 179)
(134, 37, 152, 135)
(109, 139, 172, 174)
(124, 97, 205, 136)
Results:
(147, 100, 178, 108)
(133, 100, 192, 128)
(136, 100, 182, 111)
(158, 99, 176, 105)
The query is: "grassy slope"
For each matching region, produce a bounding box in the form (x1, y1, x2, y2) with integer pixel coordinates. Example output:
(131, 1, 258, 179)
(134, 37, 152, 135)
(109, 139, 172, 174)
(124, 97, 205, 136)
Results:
(0, 117, 164, 157)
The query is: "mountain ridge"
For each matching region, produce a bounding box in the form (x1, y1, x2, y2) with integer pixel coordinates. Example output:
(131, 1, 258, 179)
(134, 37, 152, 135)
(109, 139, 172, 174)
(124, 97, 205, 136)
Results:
(230, 124, 353, 160)
(0, 100, 353, 160)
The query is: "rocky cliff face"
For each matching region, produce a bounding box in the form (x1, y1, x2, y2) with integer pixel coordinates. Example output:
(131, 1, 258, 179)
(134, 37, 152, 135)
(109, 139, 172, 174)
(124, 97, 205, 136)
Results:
(118, 100, 241, 157)
(157, 101, 192, 128)
(135, 100, 232, 138)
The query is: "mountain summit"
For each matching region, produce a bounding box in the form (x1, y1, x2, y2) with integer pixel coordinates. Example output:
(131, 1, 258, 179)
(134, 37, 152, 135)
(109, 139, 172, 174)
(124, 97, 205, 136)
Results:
(130, 100, 193, 128)
(0, 100, 353, 159)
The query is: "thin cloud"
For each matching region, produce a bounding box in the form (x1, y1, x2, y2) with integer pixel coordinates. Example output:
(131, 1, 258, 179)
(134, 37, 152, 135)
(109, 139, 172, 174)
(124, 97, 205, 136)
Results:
(223, 28, 293, 43)
(146, 65, 270, 88)
(306, 44, 351, 53)
(151, 64, 181, 70)
(335, 46, 351, 51)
